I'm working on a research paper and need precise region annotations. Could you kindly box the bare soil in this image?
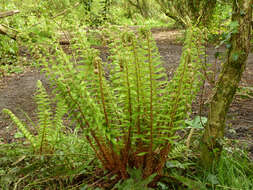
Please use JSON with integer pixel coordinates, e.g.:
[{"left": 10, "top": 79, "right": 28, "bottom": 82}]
[{"left": 0, "top": 29, "right": 252, "bottom": 157}]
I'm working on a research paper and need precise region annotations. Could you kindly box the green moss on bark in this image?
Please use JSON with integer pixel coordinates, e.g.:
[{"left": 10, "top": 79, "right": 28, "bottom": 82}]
[{"left": 200, "top": 0, "right": 252, "bottom": 169}]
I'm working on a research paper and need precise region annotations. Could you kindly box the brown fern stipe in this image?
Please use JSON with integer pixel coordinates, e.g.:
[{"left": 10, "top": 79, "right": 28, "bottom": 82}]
[{"left": 42, "top": 26, "right": 204, "bottom": 185}]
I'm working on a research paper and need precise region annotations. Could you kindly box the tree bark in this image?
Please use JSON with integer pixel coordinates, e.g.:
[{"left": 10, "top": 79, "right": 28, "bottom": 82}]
[
  {"left": 127, "top": 0, "right": 150, "bottom": 18},
  {"left": 198, "top": 0, "right": 217, "bottom": 25},
  {"left": 200, "top": 0, "right": 252, "bottom": 168},
  {"left": 156, "top": 0, "right": 217, "bottom": 27}
]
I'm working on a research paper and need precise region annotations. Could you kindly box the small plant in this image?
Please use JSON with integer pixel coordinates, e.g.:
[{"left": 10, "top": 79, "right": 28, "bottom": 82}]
[
  {"left": 0, "top": 35, "right": 18, "bottom": 65},
  {"left": 113, "top": 168, "right": 156, "bottom": 190},
  {"left": 186, "top": 116, "right": 207, "bottom": 130},
  {"left": 2, "top": 80, "right": 66, "bottom": 154}
]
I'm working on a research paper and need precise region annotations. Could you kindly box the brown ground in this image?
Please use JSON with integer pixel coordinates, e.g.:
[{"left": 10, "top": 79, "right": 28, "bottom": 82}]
[{"left": 0, "top": 29, "right": 252, "bottom": 157}]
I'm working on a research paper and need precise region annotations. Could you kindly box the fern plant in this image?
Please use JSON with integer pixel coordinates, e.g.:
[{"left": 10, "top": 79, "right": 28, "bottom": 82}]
[
  {"left": 41, "top": 25, "right": 204, "bottom": 181},
  {"left": 2, "top": 80, "right": 66, "bottom": 154}
]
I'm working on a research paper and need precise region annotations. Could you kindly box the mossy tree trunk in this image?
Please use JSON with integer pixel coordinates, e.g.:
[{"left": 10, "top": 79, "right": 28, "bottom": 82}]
[
  {"left": 200, "top": 0, "right": 252, "bottom": 168},
  {"left": 156, "top": 0, "right": 217, "bottom": 27},
  {"left": 127, "top": 0, "right": 151, "bottom": 18}
]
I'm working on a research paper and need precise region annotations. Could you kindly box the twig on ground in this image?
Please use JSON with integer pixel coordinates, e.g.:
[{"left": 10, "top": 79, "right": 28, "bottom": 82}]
[
  {"left": 0, "top": 24, "right": 17, "bottom": 39},
  {"left": 186, "top": 128, "right": 195, "bottom": 148},
  {"left": 87, "top": 172, "right": 113, "bottom": 188},
  {"left": 0, "top": 10, "right": 20, "bottom": 18}
]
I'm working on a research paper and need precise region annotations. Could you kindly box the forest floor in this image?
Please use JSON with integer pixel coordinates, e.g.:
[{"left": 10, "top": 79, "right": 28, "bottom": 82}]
[{"left": 0, "top": 28, "right": 252, "bottom": 158}]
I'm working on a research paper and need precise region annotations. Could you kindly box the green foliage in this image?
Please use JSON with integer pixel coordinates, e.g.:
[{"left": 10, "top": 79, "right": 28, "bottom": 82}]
[
  {"left": 2, "top": 109, "right": 36, "bottom": 147},
  {"left": 1, "top": 80, "right": 95, "bottom": 189},
  {"left": 2, "top": 80, "right": 66, "bottom": 153},
  {"left": 0, "top": 35, "right": 18, "bottom": 64},
  {"left": 125, "top": 0, "right": 158, "bottom": 18},
  {"left": 236, "top": 86, "right": 253, "bottom": 99},
  {"left": 38, "top": 24, "right": 204, "bottom": 181},
  {"left": 0, "top": 35, "right": 24, "bottom": 77},
  {"left": 114, "top": 168, "right": 156, "bottom": 190},
  {"left": 186, "top": 116, "right": 207, "bottom": 129},
  {"left": 156, "top": 0, "right": 219, "bottom": 28},
  {"left": 157, "top": 143, "right": 253, "bottom": 190},
  {"left": 2, "top": 1, "right": 251, "bottom": 189},
  {"left": 0, "top": 141, "right": 95, "bottom": 189},
  {"left": 206, "top": 1, "right": 232, "bottom": 44},
  {"left": 0, "top": 143, "right": 30, "bottom": 189},
  {"left": 211, "top": 149, "right": 253, "bottom": 190},
  {"left": 0, "top": 1, "right": 252, "bottom": 190},
  {"left": 195, "top": 149, "right": 253, "bottom": 190}
]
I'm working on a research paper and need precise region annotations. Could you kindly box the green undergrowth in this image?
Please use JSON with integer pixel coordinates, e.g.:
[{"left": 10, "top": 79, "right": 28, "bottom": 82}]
[
  {"left": 1, "top": 139, "right": 252, "bottom": 189},
  {"left": 1, "top": 21, "right": 252, "bottom": 189},
  {"left": 1, "top": 23, "right": 204, "bottom": 188},
  {"left": 161, "top": 147, "right": 253, "bottom": 190},
  {"left": 0, "top": 0, "right": 174, "bottom": 80},
  {"left": 1, "top": 81, "right": 96, "bottom": 189},
  {"left": 0, "top": 143, "right": 97, "bottom": 189},
  {"left": 1, "top": 1, "right": 252, "bottom": 189}
]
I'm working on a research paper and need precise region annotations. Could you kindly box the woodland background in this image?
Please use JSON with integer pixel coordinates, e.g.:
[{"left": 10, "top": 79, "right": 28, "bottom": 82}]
[{"left": 0, "top": 0, "right": 253, "bottom": 189}]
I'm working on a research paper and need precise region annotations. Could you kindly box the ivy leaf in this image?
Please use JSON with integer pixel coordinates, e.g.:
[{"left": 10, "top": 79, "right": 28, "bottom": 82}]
[
  {"left": 226, "top": 43, "right": 231, "bottom": 49},
  {"left": 232, "top": 52, "right": 239, "bottom": 61},
  {"left": 14, "top": 131, "right": 25, "bottom": 138},
  {"left": 214, "top": 52, "right": 221, "bottom": 59},
  {"left": 230, "top": 21, "right": 239, "bottom": 29},
  {"left": 186, "top": 116, "right": 207, "bottom": 129},
  {"left": 207, "top": 174, "right": 219, "bottom": 185},
  {"left": 240, "top": 10, "right": 246, "bottom": 16},
  {"left": 166, "top": 160, "right": 187, "bottom": 169},
  {"left": 157, "top": 182, "right": 168, "bottom": 190},
  {"left": 229, "top": 21, "right": 239, "bottom": 33}
]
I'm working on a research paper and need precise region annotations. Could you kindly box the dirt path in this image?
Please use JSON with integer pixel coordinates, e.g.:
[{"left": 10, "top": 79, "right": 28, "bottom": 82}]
[
  {"left": 154, "top": 30, "right": 253, "bottom": 156},
  {"left": 0, "top": 29, "right": 252, "bottom": 156},
  {"left": 0, "top": 71, "right": 49, "bottom": 143}
]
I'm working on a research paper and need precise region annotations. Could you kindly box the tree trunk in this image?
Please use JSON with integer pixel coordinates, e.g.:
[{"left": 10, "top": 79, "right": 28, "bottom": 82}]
[
  {"left": 156, "top": 0, "right": 217, "bottom": 27},
  {"left": 199, "top": 0, "right": 217, "bottom": 25},
  {"left": 200, "top": 0, "right": 252, "bottom": 168}
]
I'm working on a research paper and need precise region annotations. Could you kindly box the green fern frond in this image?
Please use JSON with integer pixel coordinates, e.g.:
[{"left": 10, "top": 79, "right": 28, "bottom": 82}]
[
  {"left": 2, "top": 109, "right": 36, "bottom": 148},
  {"left": 2, "top": 80, "right": 67, "bottom": 154},
  {"left": 35, "top": 80, "right": 54, "bottom": 153},
  {"left": 168, "top": 143, "right": 188, "bottom": 159},
  {"left": 159, "top": 26, "right": 204, "bottom": 139},
  {"left": 52, "top": 98, "right": 67, "bottom": 145}
]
